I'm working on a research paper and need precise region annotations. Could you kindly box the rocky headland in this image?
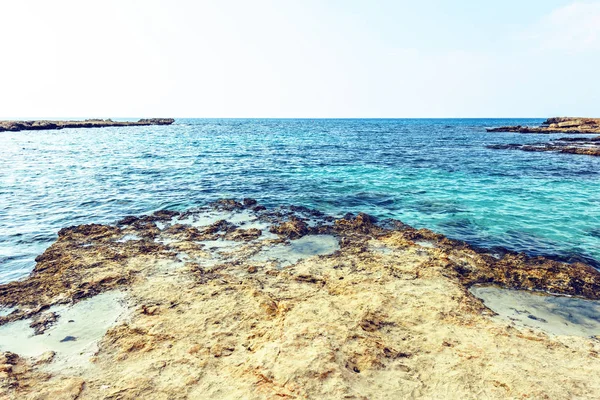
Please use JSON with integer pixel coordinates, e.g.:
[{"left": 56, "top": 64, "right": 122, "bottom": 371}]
[
  {"left": 1, "top": 199, "right": 600, "bottom": 399},
  {"left": 0, "top": 118, "right": 175, "bottom": 132},
  {"left": 487, "top": 117, "right": 600, "bottom": 134}
]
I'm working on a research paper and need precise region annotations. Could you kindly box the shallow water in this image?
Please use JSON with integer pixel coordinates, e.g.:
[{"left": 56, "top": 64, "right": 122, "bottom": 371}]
[
  {"left": 251, "top": 235, "right": 340, "bottom": 267},
  {"left": 0, "top": 291, "right": 128, "bottom": 372},
  {"left": 1, "top": 119, "right": 599, "bottom": 283},
  {"left": 0, "top": 306, "right": 15, "bottom": 317},
  {"left": 470, "top": 286, "right": 600, "bottom": 337}
]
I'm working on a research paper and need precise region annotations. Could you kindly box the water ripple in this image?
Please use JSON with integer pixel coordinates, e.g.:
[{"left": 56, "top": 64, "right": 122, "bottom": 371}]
[{"left": 1, "top": 118, "right": 599, "bottom": 283}]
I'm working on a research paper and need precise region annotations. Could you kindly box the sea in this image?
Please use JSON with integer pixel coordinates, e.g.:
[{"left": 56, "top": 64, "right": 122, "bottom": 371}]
[{"left": 1, "top": 118, "right": 599, "bottom": 283}]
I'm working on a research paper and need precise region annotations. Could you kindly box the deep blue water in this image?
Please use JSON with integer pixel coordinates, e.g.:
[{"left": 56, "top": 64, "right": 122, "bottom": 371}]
[{"left": 1, "top": 118, "right": 599, "bottom": 283}]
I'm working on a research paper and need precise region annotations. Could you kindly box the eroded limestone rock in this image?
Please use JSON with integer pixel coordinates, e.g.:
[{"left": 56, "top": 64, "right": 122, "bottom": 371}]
[{"left": 1, "top": 200, "right": 600, "bottom": 399}]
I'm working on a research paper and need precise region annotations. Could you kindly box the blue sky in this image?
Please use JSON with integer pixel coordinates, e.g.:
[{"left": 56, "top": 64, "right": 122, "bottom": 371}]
[{"left": 0, "top": 0, "right": 598, "bottom": 117}]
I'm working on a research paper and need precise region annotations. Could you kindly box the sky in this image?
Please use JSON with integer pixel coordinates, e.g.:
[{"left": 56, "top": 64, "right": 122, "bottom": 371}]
[{"left": 0, "top": 0, "right": 599, "bottom": 118}]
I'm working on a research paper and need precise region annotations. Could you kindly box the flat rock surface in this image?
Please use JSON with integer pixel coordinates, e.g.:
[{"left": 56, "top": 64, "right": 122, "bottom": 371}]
[{"left": 1, "top": 200, "right": 600, "bottom": 399}]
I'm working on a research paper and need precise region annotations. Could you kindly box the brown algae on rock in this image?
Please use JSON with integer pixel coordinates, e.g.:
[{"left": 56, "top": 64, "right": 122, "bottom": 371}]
[{"left": 1, "top": 199, "right": 600, "bottom": 399}]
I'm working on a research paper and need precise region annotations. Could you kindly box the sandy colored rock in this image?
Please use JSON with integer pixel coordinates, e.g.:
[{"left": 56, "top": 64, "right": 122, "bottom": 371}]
[
  {"left": 269, "top": 218, "right": 309, "bottom": 238},
  {"left": 1, "top": 202, "right": 600, "bottom": 399}
]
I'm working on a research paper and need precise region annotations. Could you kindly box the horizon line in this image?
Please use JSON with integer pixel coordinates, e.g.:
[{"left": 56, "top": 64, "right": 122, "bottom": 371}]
[{"left": 0, "top": 116, "right": 562, "bottom": 120}]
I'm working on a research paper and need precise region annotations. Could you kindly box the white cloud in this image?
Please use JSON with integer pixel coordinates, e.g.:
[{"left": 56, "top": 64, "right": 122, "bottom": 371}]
[{"left": 528, "top": 1, "right": 600, "bottom": 52}]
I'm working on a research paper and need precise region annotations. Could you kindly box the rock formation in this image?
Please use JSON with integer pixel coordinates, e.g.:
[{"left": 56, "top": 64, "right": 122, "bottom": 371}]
[
  {"left": 0, "top": 118, "right": 174, "bottom": 132},
  {"left": 486, "top": 117, "right": 600, "bottom": 134},
  {"left": 1, "top": 200, "right": 600, "bottom": 399}
]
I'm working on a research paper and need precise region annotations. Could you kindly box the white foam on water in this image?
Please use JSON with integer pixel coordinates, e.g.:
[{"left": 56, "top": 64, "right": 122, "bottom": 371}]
[
  {"left": 250, "top": 235, "right": 340, "bottom": 268},
  {"left": 305, "top": 217, "right": 333, "bottom": 228},
  {"left": 0, "top": 291, "right": 129, "bottom": 373},
  {"left": 470, "top": 285, "right": 600, "bottom": 337}
]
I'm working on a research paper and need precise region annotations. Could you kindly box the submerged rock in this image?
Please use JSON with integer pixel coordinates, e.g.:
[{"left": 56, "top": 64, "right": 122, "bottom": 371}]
[
  {"left": 1, "top": 200, "right": 600, "bottom": 399},
  {"left": 488, "top": 139, "right": 600, "bottom": 157}
]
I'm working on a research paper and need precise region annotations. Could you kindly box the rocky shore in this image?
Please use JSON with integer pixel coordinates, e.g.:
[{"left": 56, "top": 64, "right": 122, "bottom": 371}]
[
  {"left": 486, "top": 117, "right": 600, "bottom": 134},
  {"left": 487, "top": 117, "right": 600, "bottom": 134},
  {"left": 0, "top": 118, "right": 174, "bottom": 132},
  {"left": 488, "top": 136, "right": 600, "bottom": 157},
  {"left": 1, "top": 199, "right": 600, "bottom": 399}
]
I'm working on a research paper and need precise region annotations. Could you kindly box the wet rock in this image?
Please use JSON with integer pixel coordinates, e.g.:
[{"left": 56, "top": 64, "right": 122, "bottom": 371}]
[
  {"left": 454, "top": 251, "right": 600, "bottom": 300},
  {"left": 334, "top": 213, "right": 379, "bottom": 234},
  {"left": 242, "top": 198, "right": 258, "bottom": 207},
  {"left": 163, "top": 224, "right": 205, "bottom": 240},
  {"left": 379, "top": 218, "right": 411, "bottom": 231},
  {"left": 204, "top": 220, "right": 238, "bottom": 234},
  {"left": 211, "top": 199, "right": 243, "bottom": 211},
  {"left": 269, "top": 218, "right": 309, "bottom": 239},
  {"left": 117, "top": 215, "right": 140, "bottom": 226},
  {"left": 56, "top": 224, "right": 121, "bottom": 242},
  {"left": 152, "top": 210, "right": 180, "bottom": 220}
]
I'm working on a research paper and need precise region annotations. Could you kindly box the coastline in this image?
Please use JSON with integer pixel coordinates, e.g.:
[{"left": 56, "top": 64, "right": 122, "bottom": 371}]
[
  {"left": 487, "top": 117, "right": 600, "bottom": 134},
  {"left": 488, "top": 136, "right": 600, "bottom": 157},
  {"left": 1, "top": 199, "right": 600, "bottom": 399},
  {"left": 487, "top": 117, "right": 600, "bottom": 156},
  {"left": 0, "top": 118, "right": 175, "bottom": 132}
]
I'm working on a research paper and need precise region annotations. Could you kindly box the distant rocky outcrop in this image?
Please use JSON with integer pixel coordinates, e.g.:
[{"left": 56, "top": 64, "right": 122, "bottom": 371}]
[
  {"left": 0, "top": 118, "right": 174, "bottom": 132},
  {"left": 487, "top": 117, "right": 600, "bottom": 134}
]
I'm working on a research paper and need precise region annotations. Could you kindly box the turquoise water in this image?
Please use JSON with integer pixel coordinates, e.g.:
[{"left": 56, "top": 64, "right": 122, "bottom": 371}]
[{"left": 1, "top": 119, "right": 599, "bottom": 282}]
